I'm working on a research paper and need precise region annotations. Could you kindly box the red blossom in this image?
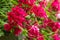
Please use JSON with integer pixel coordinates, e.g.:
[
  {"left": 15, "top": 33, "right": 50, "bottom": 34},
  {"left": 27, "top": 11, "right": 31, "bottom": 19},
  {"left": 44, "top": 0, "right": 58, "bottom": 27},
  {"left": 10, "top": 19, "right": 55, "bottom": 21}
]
[
  {"left": 14, "top": 28, "right": 22, "bottom": 36},
  {"left": 31, "top": 5, "right": 47, "bottom": 18},
  {"left": 4, "top": 24, "right": 12, "bottom": 31},
  {"left": 18, "top": 0, "right": 36, "bottom": 6},
  {"left": 28, "top": 25, "right": 39, "bottom": 38},
  {"left": 8, "top": 6, "right": 27, "bottom": 27},
  {"left": 53, "top": 34, "right": 60, "bottom": 40},
  {"left": 37, "top": 33, "right": 44, "bottom": 40},
  {"left": 37, "top": 36, "right": 44, "bottom": 40},
  {"left": 51, "top": 0, "right": 60, "bottom": 11}
]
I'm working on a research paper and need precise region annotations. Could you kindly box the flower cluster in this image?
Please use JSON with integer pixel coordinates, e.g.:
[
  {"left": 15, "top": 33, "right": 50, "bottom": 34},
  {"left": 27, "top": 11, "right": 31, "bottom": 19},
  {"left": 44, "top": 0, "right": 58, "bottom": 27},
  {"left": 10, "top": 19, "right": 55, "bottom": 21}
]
[
  {"left": 51, "top": 0, "right": 60, "bottom": 11},
  {"left": 4, "top": 0, "right": 60, "bottom": 40},
  {"left": 18, "top": 0, "right": 36, "bottom": 6},
  {"left": 31, "top": 5, "right": 47, "bottom": 18},
  {"left": 4, "top": 6, "right": 27, "bottom": 36}
]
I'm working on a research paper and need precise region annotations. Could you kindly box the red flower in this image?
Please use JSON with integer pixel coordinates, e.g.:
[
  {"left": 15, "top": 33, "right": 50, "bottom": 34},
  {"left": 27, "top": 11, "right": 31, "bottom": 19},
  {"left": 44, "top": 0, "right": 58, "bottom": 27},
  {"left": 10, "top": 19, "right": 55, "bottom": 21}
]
[
  {"left": 4, "top": 24, "right": 12, "bottom": 31},
  {"left": 43, "top": 19, "right": 59, "bottom": 32},
  {"left": 18, "top": 0, "right": 27, "bottom": 4},
  {"left": 37, "top": 36, "right": 44, "bottom": 40},
  {"left": 28, "top": 25, "right": 39, "bottom": 38},
  {"left": 8, "top": 6, "right": 27, "bottom": 27},
  {"left": 53, "top": 34, "right": 60, "bottom": 40},
  {"left": 37, "top": 34, "right": 44, "bottom": 40},
  {"left": 48, "top": 22, "right": 60, "bottom": 32},
  {"left": 32, "top": 5, "right": 47, "bottom": 18},
  {"left": 14, "top": 28, "right": 22, "bottom": 36},
  {"left": 51, "top": 0, "right": 60, "bottom": 11},
  {"left": 55, "top": 22, "right": 60, "bottom": 29},
  {"left": 18, "top": 0, "right": 36, "bottom": 6},
  {"left": 43, "top": 18, "right": 53, "bottom": 27},
  {"left": 12, "top": 6, "right": 27, "bottom": 17}
]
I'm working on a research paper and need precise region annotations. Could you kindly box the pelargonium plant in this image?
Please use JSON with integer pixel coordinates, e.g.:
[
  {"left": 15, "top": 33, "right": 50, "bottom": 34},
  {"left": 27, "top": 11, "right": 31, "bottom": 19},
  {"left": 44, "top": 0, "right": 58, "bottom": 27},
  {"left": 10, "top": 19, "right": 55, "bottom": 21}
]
[{"left": 1, "top": 0, "right": 60, "bottom": 40}]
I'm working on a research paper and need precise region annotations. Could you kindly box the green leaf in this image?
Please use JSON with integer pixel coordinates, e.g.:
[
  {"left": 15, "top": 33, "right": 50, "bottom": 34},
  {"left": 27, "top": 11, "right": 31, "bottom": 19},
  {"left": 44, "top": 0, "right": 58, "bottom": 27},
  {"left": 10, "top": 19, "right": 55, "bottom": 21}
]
[
  {"left": 22, "top": 29, "right": 28, "bottom": 37},
  {"left": 0, "top": 30, "right": 4, "bottom": 37}
]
